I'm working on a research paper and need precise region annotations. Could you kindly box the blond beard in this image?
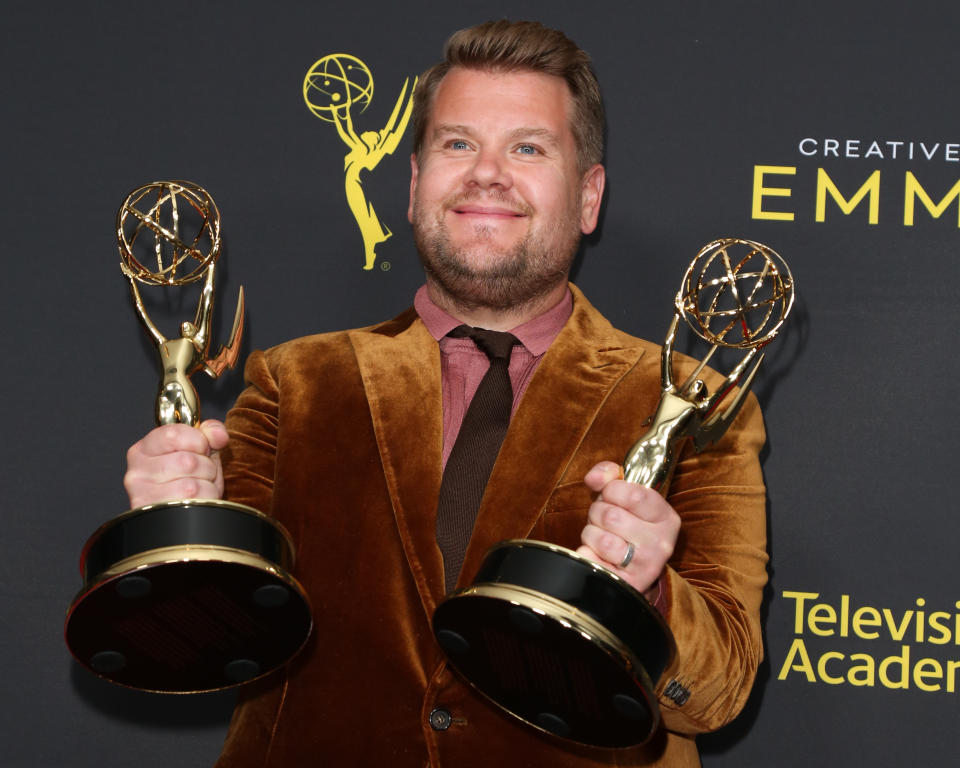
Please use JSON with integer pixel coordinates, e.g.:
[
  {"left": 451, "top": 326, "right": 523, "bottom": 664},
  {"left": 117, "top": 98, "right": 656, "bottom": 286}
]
[{"left": 412, "top": 198, "right": 581, "bottom": 313}]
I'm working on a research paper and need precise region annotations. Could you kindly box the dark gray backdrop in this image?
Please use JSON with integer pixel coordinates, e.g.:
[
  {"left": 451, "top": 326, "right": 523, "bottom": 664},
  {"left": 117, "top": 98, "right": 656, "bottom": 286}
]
[{"left": 4, "top": 1, "right": 958, "bottom": 765}]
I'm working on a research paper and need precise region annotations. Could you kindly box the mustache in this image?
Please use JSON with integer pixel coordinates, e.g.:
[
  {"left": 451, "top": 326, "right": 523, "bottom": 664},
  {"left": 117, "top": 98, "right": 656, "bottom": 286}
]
[{"left": 441, "top": 190, "right": 533, "bottom": 217}]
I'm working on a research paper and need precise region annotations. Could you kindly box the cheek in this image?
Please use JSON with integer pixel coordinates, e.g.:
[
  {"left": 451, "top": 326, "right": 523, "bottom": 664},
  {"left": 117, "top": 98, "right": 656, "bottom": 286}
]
[
  {"left": 526, "top": 168, "right": 577, "bottom": 209},
  {"left": 411, "top": 173, "right": 448, "bottom": 212}
]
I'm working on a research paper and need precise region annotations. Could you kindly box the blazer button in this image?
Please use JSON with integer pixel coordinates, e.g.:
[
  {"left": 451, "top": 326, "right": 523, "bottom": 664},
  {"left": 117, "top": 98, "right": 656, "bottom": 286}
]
[{"left": 428, "top": 707, "right": 453, "bottom": 731}]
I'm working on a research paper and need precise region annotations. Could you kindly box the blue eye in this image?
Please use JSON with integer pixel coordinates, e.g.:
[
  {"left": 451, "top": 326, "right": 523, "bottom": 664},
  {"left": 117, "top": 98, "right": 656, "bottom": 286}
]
[
  {"left": 450, "top": 140, "right": 469, "bottom": 150},
  {"left": 516, "top": 145, "right": 538, "bottom": 155}
]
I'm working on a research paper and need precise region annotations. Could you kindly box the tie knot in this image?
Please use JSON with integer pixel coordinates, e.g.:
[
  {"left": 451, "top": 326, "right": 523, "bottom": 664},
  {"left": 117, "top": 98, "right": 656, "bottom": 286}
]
[{"left": 450, "top": 326, "right": 518, "bottom": 361}]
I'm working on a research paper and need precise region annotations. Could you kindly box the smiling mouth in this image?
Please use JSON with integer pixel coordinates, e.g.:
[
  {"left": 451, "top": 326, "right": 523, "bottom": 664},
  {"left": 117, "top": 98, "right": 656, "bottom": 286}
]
[{"left": 450, "top": 204, "right": 529, "bottom": 219}]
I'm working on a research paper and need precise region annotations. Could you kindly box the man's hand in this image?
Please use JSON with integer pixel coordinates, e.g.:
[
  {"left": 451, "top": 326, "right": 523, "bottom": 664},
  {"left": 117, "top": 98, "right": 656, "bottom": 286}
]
[
  {"left": 123, "top": 420, "right": 229, "bottom": 509},
  {"left": 576, "top": 461, "right": 680, "bottom": 602}
]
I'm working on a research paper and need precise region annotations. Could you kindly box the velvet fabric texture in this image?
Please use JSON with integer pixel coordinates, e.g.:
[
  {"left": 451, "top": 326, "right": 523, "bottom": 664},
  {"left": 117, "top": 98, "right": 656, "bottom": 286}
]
[{"left": 215, "top": 285, "right": 767, "bottom": 767}]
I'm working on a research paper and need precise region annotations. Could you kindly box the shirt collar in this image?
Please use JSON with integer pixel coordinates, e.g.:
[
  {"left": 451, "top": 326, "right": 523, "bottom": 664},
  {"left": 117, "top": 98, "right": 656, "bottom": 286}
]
[{"left": 414, "top": 284, "right": 573, "bottom": 356}]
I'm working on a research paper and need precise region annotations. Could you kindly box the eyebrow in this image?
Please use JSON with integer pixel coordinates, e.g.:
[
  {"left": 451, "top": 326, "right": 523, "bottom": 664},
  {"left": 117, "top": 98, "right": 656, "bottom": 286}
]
[
  {"left": 431, "top": 123, "right": 562, "bottom": 147},
  {"left": 432, "top": 123, "right": 473, "bottom": 138}
]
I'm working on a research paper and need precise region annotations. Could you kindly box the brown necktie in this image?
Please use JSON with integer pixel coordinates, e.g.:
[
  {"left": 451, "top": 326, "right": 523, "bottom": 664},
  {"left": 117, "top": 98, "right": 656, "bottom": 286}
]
[{"left": 436, "top": 326, "right": 518, "bottom": 594}]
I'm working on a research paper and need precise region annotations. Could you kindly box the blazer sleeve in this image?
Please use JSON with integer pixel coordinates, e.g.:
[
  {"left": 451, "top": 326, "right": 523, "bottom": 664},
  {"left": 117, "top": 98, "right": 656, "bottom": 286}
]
[
  {"left": 220, "top": 349, "right": 280, "bottom": 514},
  {"left": 214, "top": 349, "right": 287, "bottom": 768},
  {"left": 654, "top": 389, "right": 768, "bottom": 735}
]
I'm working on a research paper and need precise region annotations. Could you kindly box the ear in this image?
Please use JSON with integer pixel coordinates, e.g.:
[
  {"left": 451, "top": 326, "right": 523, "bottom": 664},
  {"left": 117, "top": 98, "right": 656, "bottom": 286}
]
[
  {"left": 407, "top": 154, "right": 419, "bottom": 223},
  {"left": 579, "top": 163, "right": 606, "bottom": 235}
]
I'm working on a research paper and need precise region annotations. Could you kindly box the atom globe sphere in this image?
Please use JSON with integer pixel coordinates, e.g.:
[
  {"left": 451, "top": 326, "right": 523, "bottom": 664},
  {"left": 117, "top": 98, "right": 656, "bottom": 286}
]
[
  {"left": 677, "top": 238, "right": 795, "bottom": 350},
  {"left": 303, "top": 54, "right": 374, "bottom": 123},
  {"left": 117, "top": 181, "right": 221, "bottom": 287}
]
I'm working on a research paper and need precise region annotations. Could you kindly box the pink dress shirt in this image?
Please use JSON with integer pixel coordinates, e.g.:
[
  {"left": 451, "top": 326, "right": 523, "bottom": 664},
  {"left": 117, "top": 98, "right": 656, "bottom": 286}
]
[{"left": 413, "top": 284, "right": 572, "bottom": 468}]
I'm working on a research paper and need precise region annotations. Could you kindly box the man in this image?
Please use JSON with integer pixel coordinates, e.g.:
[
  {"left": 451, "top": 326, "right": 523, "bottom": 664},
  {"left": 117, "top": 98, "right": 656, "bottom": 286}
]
[{"left": 124, "top": 20, "right": 767, "bottom": 767}]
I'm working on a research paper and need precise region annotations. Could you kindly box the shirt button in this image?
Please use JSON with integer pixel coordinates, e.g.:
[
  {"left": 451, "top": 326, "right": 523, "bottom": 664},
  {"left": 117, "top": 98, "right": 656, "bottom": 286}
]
[{"left": 428, "top": 707, "right": 453, "bottom": 731}]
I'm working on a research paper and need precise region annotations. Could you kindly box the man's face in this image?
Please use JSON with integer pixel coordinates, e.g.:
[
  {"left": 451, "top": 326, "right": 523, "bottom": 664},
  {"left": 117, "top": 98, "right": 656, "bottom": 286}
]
[{"left": 408, "top": 67, "right": 605, "bottom": 311}]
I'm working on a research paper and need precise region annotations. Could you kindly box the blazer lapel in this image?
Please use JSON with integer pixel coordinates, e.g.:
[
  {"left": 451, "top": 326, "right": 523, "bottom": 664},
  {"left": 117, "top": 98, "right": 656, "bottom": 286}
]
[
  {"left": 350, "top": 312, "right": 447, "bottom": 619},
  {"left": 458, "top": 286, "right": 647, "bottom": 588}
]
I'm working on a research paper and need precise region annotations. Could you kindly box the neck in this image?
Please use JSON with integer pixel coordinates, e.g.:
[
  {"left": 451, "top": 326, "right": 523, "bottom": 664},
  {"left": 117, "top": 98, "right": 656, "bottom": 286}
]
[{"left": 424, "top": 279, "right": 569, "bottom": 330}]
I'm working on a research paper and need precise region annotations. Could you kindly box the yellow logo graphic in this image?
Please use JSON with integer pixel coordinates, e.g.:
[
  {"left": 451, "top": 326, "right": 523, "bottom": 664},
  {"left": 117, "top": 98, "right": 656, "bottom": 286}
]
[{"left": 303, "top": 54, "right": 417, "bottom": 270}]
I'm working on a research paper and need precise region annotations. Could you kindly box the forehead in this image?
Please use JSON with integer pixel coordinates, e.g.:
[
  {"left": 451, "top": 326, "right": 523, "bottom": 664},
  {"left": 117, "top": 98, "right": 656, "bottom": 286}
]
[{"left": 427, "top": 67, "right": 575, "bottom": 140}]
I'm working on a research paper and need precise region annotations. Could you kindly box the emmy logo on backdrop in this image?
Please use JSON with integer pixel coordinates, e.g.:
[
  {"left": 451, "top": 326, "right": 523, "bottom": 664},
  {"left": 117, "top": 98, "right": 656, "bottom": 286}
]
[
  {"left": 432, "top": 239, "right": 795, "bottom": 747},
  {"left": 64, "top": 181, "right": 312, "bottom": 693},
  {"left": 303, "top": 54, "right": 416, "bottom": 271}
]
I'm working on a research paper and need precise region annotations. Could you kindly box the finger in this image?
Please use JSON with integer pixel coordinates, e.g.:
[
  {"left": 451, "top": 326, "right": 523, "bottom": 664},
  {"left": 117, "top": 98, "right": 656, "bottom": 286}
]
[
  {"left": 598, "top": 480, "right": 674, "bottom": 524},
  {"left": 150, "top": 450, "right": 222, "bottom": 485},
  {"left": 124, "top": 450, "right": 223, "bottom": 505},
  {"left": 578, "top": 524, "right": 664, "bottom": 593},
  {"left": 586, "top": 496, "right": 630, "bottom": 532},
  {"left": 124, "top": 450, "right": 220, "bottom": 493},
  {"left": 574, "top": 542, "right": 604, "bottom": 565},
  {"left": 133, "top": 424, "right": 214, "bottom": 459},
  {"left": 579, "top": 523, "right": 635, "bottom": 569},
  {"left": 586, "top": 494, "right": 673, "bottom": 545},
  {"left": 584, "top": 461, "right": 623, "bottom": 492},
  {"left": 126, "top": 476, "right": 223, "bottom": 508}
]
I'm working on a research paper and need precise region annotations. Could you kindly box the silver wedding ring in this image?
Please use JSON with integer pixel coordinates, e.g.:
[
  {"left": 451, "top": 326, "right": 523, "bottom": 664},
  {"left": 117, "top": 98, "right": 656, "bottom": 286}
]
[{"left": 618, "top": 541, "right": 635, "bottom": 569}]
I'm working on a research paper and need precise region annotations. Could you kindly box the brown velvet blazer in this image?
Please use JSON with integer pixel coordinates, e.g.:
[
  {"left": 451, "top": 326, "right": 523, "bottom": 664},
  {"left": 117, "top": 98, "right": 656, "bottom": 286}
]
[{"left": 215, "top": 285, "right": 767, "bottom": 767}]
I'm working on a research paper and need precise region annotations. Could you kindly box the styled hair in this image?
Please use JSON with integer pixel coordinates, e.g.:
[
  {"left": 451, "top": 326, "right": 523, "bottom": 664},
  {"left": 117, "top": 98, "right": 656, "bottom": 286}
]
[{"left": 412, "top": 20, "right": 605, "bottom": 173}]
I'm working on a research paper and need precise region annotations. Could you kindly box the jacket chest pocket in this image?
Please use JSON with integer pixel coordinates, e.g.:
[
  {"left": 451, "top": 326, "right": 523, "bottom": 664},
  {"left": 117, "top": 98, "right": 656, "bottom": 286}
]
[{"left": 528, "top": 481, "right": 595, "bottom": 551}]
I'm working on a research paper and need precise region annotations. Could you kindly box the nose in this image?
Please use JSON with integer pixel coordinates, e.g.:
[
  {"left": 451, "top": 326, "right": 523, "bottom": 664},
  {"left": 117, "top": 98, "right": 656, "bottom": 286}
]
[{"left": 466, "top": 146, "right": 512, "bottom": 190}]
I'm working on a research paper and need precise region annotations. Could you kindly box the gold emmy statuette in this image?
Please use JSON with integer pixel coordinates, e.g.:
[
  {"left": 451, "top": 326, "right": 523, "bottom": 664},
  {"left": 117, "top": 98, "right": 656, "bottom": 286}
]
[
  {"left": 302, "top": 54, "right": 416, "bottom": 271},
  {"left": 433, "top": 239, "right": 795, "bottom": 747},
  {"left": 64, "top": 181, "right": 312, "bottom": 693}
]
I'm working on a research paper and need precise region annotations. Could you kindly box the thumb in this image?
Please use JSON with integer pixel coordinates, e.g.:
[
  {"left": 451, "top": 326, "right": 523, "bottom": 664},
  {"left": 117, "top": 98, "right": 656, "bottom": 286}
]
[
  {"left": 584, "top": 461, "right": 623, "bottom": 492},
  {"left": 198, "top": 419, "right": 230, "bottom": 452}
]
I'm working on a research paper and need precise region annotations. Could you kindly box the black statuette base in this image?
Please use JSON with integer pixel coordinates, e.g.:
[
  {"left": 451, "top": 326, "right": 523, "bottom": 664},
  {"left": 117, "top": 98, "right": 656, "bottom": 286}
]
[
  {"left": 433, "top": 540, "right": 675, "bottom": 748},
  {"left": 65, "top": 500, "right": 312, "bottom": 693}
]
